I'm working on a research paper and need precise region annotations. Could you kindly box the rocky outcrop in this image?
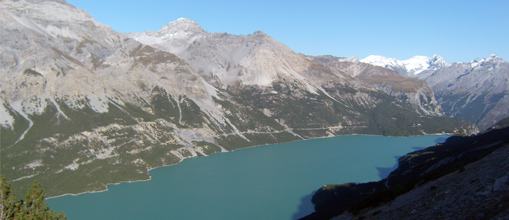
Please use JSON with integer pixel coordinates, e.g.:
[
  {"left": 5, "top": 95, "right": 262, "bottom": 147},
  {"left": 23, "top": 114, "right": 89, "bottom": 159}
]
[
  {"left": 333, "top": 142, "right": 509, "bottom": 220},
  {"left": 302, "top": 118, "right": 509, "bottom": 220}
]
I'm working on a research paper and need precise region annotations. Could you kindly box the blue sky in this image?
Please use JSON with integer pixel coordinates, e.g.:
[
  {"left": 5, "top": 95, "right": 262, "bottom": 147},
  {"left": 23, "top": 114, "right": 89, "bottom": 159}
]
[{"left": 66, "top": 0, "right": 508, "bottom": 63}]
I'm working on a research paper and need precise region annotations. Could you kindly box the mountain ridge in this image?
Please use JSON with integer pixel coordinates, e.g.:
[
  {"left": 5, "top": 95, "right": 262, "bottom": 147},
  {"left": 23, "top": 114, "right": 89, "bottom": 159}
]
[{"left": 360, "top": 54, "right": 508, "bottom": 130}]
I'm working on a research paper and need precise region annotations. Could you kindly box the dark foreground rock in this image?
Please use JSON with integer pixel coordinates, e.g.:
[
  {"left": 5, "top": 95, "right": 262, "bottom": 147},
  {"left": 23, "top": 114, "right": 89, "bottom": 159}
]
[{"left": 302, "top": 118, "right": 509, "bottom": 220}]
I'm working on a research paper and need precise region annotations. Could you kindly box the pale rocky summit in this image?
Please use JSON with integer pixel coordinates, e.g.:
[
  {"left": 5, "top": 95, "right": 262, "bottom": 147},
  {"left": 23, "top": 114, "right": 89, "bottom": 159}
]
[
  {"left": 0, "top": 0, "right": 243, "bottom": 195},
  {"left": 129, "top": 18, "right": 209, "bottom": 55},
  {"left": 131, "top": 21, "right": 318, "bottom": 91},
  {"left": 131, "top": 22, "right": 444, "bottom": 116}
]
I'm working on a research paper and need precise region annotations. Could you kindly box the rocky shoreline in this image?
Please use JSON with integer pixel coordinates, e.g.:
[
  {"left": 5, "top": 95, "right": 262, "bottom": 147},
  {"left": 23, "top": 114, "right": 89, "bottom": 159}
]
[{"left": 302, "top": 118, "right": 509, "bottom": 220}]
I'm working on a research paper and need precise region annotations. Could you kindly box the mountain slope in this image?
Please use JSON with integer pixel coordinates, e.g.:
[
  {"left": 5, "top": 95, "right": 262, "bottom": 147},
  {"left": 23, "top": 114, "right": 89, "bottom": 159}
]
[
  {"left": 361, "top": 54, "right": 509, "bottom": 130},
  {"left": 131, "top": 21, "right": 457, "bottom": 119},
  {"left": 303, "top": 118, "right": 509, "bottom": 220},
  {"left": 0, "top": 0, "right": 474, "bottom": 198},
  {"left": 0, "top": 0, "right": 295, "bottom": 196},
  {"left": 309, "top": 55, "right": 443, "bottom": 116}
]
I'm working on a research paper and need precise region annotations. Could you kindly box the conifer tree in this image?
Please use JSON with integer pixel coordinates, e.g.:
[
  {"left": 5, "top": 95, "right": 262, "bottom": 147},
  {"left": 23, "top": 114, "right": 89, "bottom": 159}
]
[
  {"left": 1, "top": 175, "right": 22, "bottom": 220},
  {"left": 0, "top": 176, "right": 66, "bottom": 220}
]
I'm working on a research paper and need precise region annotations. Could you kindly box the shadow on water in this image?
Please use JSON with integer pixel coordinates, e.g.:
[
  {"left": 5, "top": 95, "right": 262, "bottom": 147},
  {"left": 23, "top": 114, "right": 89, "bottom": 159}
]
[
  {"left": 412, "top": 145, "right": 430, "bottom": 151},
  {"left": 411, "top": 136, "right": 447, "bottom": 151},
  {"left": 434, "top": 136, "right": 448, "bottom": 144},
  {"left": 292, "top": 138, "right": 449, "bottom": 219},
  {"left": 376, "top": 146, "right": 415, "bottom": 179},
  {"left": 292, "top": 190, "right": 316, "bottom": 220},
  {"left": 376, "top": 155, "right": 401, "bottom": 179},
  {"left": 378, "top": 140, "right": 444, "bottom": 179}
]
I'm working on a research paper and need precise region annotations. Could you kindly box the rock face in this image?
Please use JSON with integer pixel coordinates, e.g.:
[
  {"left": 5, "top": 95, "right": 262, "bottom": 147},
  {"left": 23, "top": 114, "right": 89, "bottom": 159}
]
[
  {"left": 1, "top": 0, "right": 473, "bottom": 197},
  {"left": 309, "top": 55, "right": 443, "bottom": 116},
  {"left": 303, "top": 118, "right": 509, "bottom": 220},
  {"left": 361, "top": 54, "right": 509, "bottom": 130}
]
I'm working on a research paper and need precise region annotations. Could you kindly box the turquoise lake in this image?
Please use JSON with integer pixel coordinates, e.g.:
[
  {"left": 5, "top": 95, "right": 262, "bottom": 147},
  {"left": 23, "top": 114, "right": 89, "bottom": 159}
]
[{"left": 47, "top": 135, "right": 448, "bottom": 220}]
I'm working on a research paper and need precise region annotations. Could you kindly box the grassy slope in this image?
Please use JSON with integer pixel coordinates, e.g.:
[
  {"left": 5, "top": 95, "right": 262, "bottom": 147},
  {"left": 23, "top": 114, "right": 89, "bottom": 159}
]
[{"left": 1, "top": 84, "right": 475, "bottom": 198}]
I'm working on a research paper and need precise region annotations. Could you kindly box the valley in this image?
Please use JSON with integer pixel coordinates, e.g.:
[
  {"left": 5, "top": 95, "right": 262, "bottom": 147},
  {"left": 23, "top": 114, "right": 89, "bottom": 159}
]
[{"left": 0, "top": 0, "right": 505, "bottom": 203}]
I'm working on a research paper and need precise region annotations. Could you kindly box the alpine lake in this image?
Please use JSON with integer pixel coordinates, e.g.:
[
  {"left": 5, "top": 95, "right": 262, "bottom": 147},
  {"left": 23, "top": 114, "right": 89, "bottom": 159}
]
[{"left": 47, "top": 135, "right": 448, "bottom": 220}]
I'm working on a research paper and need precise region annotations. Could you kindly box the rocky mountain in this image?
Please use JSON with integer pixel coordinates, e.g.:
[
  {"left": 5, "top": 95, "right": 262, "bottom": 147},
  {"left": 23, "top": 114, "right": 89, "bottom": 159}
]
[
  {"left": 131, "top": 19, "right": 461, "bottom": 119},
  {"left": 303, "top": 118, "right": 509, "bottom": 220},
  {"left": 308, "top": 55, "right": 443, "bottom": 116},
  {"left": 361, "top": 54, "right": 509, "bottom": 130},
  {"left": 0, "top": 0, "right": 473, "bottom": 198}
]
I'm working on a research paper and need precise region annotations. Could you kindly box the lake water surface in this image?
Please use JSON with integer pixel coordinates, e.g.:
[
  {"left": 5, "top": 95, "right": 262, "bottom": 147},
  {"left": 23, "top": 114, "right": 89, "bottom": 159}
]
[{"left": 48, "top": 135, "right": 448, "bottom": 220}]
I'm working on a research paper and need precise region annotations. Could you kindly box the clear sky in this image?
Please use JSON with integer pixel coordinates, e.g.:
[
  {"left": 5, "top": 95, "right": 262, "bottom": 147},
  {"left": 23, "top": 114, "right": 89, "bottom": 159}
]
[{"left": 66, "top": 0, "right": 508, "bottom": 63}]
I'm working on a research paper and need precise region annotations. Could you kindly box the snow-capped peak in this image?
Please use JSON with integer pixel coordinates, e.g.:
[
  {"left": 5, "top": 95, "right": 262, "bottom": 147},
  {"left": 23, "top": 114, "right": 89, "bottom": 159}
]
[
  {"left": 470, "top": 54, "right": 506, "bottom": 69},
  {"left": 360, "top": 55, "right": 403, "bottom": 68},
  {"left": 361, "top": 55, "right": 450, "bottom": 76},
  {"left": 486, "top": 54, "right": 504, "bottom": 63},
  {"left": 430, "top": 54, "right": 446, "bottom": 64},
  {"left": 401, "top": 55, "right": 449, "bottom": 75},
  {"left": 401, "top": 56, "right": 431, "bottom": 75}
]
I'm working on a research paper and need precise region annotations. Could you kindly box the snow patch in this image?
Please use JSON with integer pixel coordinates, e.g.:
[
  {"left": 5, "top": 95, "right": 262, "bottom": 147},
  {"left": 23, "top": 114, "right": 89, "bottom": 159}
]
[
  {"left": 361, "top": 55, "right": 402, "bottom": 69},
  {"left": 402, "top": 56, "right": 431, "bottom": 75},
  {"left": 361, "top": 54, "right": 450, "bottom": 76}
]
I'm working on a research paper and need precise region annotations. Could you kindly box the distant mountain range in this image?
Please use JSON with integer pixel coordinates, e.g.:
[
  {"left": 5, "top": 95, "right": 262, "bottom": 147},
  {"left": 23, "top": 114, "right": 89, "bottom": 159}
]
[
  {"left": 361, "top": 54, "right": 509, "bottom": 130},
  {"left": 0, "top": 0, "right": 504, "bottom": 198}
]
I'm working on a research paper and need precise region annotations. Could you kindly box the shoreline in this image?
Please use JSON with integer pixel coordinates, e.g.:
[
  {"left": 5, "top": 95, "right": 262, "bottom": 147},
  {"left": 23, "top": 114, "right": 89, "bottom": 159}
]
[
  {"left": 47, "top": 177, "right": 153, "bottom": 200},
  {"left": 46, "top": 133, "right": 451, "bottom": 200}
]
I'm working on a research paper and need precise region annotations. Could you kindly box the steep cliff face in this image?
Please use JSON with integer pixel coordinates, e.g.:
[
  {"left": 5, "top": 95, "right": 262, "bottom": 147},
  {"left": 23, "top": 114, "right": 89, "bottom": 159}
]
[{"left": 0, "top": 0, "right": 473, "bottom": 198}]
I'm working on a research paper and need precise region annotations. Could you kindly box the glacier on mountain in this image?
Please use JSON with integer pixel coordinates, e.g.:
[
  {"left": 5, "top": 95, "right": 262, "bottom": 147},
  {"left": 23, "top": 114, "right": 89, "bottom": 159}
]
[
  {"left": 361, "top": 54, "right": 449, "bottom": 76},
  {"left": 361, "top": 54, "right": 508, "bottom": 129}
]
